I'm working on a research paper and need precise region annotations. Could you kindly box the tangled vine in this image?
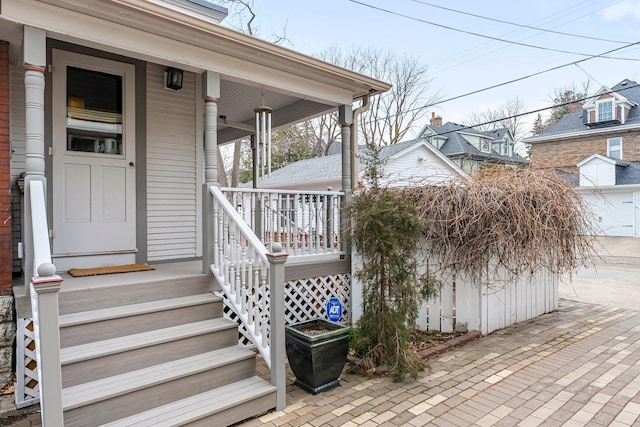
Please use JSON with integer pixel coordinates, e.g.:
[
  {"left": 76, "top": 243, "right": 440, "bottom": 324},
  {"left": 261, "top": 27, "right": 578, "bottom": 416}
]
[{"left": 411, "top": 167, "right": 597, "bottom": 285}]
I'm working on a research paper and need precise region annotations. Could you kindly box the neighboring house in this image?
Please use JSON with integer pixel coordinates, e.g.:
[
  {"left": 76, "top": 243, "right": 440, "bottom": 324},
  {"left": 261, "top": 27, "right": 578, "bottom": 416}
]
[
  {"left": 575, "top": 154, "right": 640, "bottom": 237},
  {"left": 417, "top": 113, "right": 529, "bottom": 174},
  {"left": 253, "top": 138, "right": 468, "bottom": 191},
  {"left": 0, "top": 0, "right": 391, "bottom": 424},
  {"left": 525, "top": 79, "right": 640, "bottom": 173}
]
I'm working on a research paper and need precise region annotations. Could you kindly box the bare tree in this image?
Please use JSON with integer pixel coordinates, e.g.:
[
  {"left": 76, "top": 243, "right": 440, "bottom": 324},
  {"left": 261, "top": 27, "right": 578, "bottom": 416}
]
[
  {"left": 309, "top": 46, "right": 441, "bottom": 148},
  {"left": 215, "top": 0, "right": 292, "bottom": 45},
  {"left": 467, "top": 97, "right": 526, "bottom": 140},
  {"left": 544, "top": 81, "right": 592, "bottom": 128},
  {"left": 215, "top": 0, "right": 292, "bottom": 186}
]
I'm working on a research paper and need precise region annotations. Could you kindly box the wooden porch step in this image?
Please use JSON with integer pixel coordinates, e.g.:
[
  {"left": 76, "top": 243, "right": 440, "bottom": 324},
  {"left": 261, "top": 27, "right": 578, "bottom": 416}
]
[
  {"left": 59, "top": 293, "right": 222, "bottom": 346},
  {"left": 60, "top": 318, "right": 238, "bottom": 387},
  {"left": 58, "top": 273, "right": 213, "bottom": 315},
  {"left": 100, "top": 376, "right": 276, "bottom": 427},
  {"left": 62, "top": 346, "right": 258, "bottom": 427}
]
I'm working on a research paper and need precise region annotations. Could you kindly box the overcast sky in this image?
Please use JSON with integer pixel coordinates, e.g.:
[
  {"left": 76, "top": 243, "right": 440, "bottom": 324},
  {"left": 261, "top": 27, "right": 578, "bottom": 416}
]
[{"left": 220, "top": 0, "right": 640, "bottom": 139}]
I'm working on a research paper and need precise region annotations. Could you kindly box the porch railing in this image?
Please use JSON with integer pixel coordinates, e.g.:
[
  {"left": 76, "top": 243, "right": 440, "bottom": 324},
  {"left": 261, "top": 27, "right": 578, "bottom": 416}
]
[
  {"left": 208, "top": 185, "right": 288, "bottom": 409},
  {"left": 221, "top": 187, "right": 344, "bottom": 257}
]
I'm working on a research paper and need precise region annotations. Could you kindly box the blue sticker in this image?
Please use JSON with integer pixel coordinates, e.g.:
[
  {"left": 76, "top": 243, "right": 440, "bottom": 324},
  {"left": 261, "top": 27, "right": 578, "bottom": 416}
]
[{"left": 326, "top": 297, "right": 342, "bottom": 322}]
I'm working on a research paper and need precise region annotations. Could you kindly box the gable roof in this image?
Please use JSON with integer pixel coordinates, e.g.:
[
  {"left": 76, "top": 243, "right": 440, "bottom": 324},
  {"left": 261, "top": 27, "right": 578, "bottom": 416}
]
[
  {"left": 420, "top": 123, "right": 528, "bottom": 164},
  {"left": 576, "top": 154, "right": 640, "bottom": 186},
  {"left": 525, "top": 79, "right": 640, "bottom": 142},
  {"left": 248, "top": 138, "right": 466, "bottom": 188}
]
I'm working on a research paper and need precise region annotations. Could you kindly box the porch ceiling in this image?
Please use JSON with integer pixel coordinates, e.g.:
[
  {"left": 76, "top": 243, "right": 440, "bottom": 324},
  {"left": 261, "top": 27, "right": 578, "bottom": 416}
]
[{"left": 217, "top": 81, "right": 333, "bottom": 145}]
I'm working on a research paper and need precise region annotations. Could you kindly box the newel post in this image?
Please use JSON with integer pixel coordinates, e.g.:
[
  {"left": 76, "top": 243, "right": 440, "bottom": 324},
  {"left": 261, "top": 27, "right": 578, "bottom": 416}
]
[
  {"left": 267, "top": 243, "right": 288, "bottom": 411},
  {"left": 31, "top": 263, "right": 63, "bottom": 426}
]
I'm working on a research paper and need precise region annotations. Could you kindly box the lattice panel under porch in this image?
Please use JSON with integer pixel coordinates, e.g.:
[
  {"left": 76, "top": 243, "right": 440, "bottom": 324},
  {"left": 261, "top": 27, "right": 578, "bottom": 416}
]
[
  {"left": 285, "top": 273, "right": 351, "bottom": 324},
  {"left": 221, "top": 273, "right": 352, "bottom": 348},
  {"left": 15, "top": 318, "right": 40, "bottom": 408}
]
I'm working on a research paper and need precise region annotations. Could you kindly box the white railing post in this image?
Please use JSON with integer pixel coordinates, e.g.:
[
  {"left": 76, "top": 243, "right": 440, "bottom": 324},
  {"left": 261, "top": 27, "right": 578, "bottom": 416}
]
[
  {"left": 31, "top": 264, "right": 63, "bottom": 426},
  {"left": 27, "top": 180, "right": 63, "bottom": 424},
  {"left": 267, "top": 243, "right": 288, "bottom": 411}
]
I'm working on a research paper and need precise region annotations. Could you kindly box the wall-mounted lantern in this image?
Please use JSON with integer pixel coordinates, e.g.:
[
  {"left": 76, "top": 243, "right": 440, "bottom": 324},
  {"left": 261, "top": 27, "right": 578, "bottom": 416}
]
[{"left": 165, "top": 67, "right": 184, "bottom": 90}]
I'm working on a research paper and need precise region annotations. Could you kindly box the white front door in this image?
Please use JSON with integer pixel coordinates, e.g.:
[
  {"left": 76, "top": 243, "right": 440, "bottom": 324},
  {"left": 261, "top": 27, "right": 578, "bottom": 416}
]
[{"left": 52, "top": 50, "right": 137, "bottom": 269}]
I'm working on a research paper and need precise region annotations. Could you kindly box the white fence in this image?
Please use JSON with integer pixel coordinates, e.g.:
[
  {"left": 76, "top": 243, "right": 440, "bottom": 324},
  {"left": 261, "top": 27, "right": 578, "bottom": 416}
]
[
  {"left": 352, "top": 254, "right": 559, "bottom": 336},
  {"left": 418, "top": 269, "right": 558, "bottom": 335}
]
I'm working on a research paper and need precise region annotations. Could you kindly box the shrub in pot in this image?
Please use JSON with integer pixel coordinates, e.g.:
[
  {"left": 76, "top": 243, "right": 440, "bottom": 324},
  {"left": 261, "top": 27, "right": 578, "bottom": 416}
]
[{"left": 285, "top": 319, "right": 349, "bottom": 394}]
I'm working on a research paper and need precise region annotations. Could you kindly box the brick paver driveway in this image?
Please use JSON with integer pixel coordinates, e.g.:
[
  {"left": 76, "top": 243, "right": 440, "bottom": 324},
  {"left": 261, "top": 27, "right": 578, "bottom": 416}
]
[{"left": 244, "top": 299, "right": 640, "bottom": 427}]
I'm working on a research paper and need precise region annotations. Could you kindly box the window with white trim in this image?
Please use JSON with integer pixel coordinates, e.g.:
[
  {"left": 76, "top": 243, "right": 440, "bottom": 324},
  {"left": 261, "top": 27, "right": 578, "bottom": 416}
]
[
  {"left": 597, "top": 100, "right": 614, "bottom": 122},
  {"left": 607, "top": 137, "right": 622, "bottom": 159}
]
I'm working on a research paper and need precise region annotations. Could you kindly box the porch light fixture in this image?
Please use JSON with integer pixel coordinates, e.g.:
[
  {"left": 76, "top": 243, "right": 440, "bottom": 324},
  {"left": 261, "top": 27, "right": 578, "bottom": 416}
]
[
  {"left": 165, "top": 67, "right": 184, "bottom": 90},
  {"left": 255, "top": 96, "right": 273, "bottom": 177}
]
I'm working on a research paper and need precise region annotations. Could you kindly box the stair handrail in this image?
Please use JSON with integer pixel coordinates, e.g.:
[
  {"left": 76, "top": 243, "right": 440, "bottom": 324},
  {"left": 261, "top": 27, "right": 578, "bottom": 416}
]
[
  {"left": 27, "top": 179, "right": 64, "bottom": 425},
  {"left": 208, "top": 185, "right": 274, "bottom": 365}
]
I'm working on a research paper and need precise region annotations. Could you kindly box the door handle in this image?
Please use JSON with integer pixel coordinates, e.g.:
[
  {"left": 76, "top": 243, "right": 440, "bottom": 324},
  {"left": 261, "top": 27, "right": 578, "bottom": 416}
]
[{"left": 129, "top": 162, "right": 135, "bottom": 167}]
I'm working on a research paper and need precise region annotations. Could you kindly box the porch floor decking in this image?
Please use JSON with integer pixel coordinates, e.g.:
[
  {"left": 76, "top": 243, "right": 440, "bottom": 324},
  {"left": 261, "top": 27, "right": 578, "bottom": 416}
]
[{"left": 14, "top": 260, "right": 204, "bottom": 294}]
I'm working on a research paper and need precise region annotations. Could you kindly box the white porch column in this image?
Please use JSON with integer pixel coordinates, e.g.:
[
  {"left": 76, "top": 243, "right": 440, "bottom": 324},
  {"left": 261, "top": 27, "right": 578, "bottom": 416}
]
[
  {"left": 338, "top": 105, "right": 361, "bottom": 323},
  {"left": 204, "top": 98, "right": 218, "bottom": 186},
  {"left": 23, "top": 26, "right": 47, "bottom": 290},
  {"left": 202, "top": 71, "right": 220, "bottom": 274},
  {"left": 203, "top": 70, "right": 220, "bottom": 186},
  {"left": 339, "top": 105, "right": 353, "bottom": 194},
  {"left": 24, "top": 66, "right": 46, "bottom": 179}
]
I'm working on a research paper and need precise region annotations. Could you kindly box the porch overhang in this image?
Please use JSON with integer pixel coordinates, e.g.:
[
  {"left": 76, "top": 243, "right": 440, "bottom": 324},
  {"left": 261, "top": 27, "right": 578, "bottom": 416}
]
[{"left": 0, "top": 0, "right": 391, "bottom": 144}]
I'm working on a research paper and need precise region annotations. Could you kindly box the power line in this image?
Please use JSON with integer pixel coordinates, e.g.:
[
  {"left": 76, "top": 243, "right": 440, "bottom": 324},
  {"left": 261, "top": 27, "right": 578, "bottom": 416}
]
[
  {"left": 426, "top": 82, "right": 640, "bottom": 139},
  {"left": 409, "top": 0, "right": 630, "bottom": 44},
  {"left": 348, "top": 0, "right": 640, "bottom": 61},
  {"left": 424, "top": 0, "right": 631, "bottom": 75},
  {"left": 384, "top": 39, "right": 640, "bottom": 120}
]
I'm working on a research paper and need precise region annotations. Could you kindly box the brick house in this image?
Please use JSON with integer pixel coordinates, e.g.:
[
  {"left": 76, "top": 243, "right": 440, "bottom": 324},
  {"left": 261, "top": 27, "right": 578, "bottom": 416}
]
[
  {"left": 0, "top": 41, "right": 14, "bottom": 387},
  {"left": 526, "top": 79, "right": 640, "bottom": 173},
  {"left": 525, "top": 79, "right": 640, "bottom": 238}
]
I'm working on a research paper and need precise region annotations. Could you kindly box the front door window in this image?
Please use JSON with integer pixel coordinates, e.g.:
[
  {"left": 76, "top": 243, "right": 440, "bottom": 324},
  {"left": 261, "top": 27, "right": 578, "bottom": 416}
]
[{"left": 66, "top": 67, "right": 123, "bottom": 155}]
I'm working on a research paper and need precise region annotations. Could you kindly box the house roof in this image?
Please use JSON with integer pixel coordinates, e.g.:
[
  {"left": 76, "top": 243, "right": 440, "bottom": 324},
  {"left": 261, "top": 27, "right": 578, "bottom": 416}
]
[
  {"left": 525, "top": 79, "right": 640, "bottom": 142},
  {"left": 575, "top": 154, "right": 640, "bottom": 186},
  {"left": 553, "top": 169, "right": 580, "bottom": 187},
  {"left": 0, "top": 0, "right": 391, "bottom": 145},
  {"left": 249, "top": 138, "right": 465, "bottom": 188},
  {"left": 421, "top": 122, "right": 529, "bottom": 164},
  {"left": 616, "top": 161, "right": 640, "bottom": 185}
]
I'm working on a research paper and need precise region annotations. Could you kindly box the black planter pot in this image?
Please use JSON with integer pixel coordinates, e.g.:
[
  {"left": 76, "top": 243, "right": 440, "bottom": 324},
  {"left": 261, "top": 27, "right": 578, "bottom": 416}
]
[{"left": 285, "top": 319, "right": 350, "bottom": 394}]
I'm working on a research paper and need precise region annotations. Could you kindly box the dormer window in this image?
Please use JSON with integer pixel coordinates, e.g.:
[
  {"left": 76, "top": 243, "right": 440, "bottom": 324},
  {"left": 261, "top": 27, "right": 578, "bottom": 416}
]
[
  {"left": 597, "top": 100, "right": 614, "bottom": 122},
  {"left": 481, "top": 139, "right": 490, "bottom": 152}
]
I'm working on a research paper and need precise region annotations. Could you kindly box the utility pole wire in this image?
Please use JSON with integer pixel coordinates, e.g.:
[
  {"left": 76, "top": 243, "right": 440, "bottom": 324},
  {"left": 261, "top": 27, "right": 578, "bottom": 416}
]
[
  {"left": 409, "top": 0, "right": 631, "bottom": 44},
  {"left": 426, "top": 83, "right": 640, "bottom": 139},
  {"left": 348, "top": 0, "right": 640, "bottom": 61},
  {"left": 361, "top": 39, "right": 640, "bottom": 125}
]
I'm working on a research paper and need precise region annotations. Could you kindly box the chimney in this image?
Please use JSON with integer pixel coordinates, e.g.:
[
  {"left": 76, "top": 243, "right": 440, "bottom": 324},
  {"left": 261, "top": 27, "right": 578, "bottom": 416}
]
[
  {"left": 430, "top": 112, "right": 442, "bottom": 127},
  {"left": 570, "top": 102, "right": 583, "bottom": 113}
]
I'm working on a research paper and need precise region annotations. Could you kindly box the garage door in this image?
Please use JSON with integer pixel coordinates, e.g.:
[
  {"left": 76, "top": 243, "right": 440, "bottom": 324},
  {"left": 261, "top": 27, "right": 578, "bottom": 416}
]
[{"left": 583, "top": 191, "right": 635, "bottom": 237}]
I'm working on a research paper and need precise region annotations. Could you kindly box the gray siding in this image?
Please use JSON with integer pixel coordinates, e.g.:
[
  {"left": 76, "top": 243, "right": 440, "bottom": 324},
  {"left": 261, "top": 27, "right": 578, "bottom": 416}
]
[{"left": 146, "top": 64, "right": 201, "bottom": 261}]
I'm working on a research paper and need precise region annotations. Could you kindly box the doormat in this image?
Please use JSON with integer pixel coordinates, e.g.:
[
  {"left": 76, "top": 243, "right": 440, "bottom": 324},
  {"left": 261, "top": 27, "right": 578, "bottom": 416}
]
[{"left": 67, "top": 264, "right": 155, "bottom": 277}]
